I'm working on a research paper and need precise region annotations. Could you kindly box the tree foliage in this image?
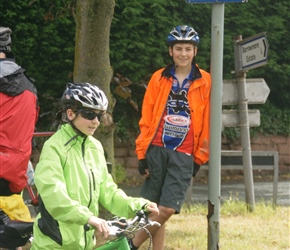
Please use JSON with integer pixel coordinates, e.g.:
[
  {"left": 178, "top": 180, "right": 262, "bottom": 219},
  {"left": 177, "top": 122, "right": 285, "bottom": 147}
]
[
  {"left": 1, "top": 0, "right": 75, "bottom": 128},
  {"left": 1, "top": 0, "right": 289, "bottom": 138},
  {"left": 222, "top": 0, "right": 290, "bottom": 109},
  {"left": 110, "top": 0, "right": 212, "bottom": 82}
]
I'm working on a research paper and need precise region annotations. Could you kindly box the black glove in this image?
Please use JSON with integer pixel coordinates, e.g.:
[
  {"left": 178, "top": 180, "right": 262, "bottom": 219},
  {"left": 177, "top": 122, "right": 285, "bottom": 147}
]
[
  {"left": 138, "top": 159, "right": 148, "bottom": 175},
  {"left": 192, "top": 162, "right": 200, "bottom": 177}
]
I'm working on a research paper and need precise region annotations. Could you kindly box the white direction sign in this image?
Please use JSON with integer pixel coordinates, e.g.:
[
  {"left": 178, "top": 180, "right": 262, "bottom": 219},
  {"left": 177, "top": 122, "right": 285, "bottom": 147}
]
[
  {"left": 237, "top": 33, "right": 269, "bottom": 71},
  {"left": 222, "top": 78, "right": 270, "bottom": 105},
  {"left": 222, "top": 109, "right": 260, "bottom": 127}
]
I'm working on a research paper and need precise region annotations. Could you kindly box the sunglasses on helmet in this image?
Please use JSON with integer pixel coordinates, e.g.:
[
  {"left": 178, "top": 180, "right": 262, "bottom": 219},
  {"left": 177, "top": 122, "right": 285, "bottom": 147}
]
[{"left": 77, "top": 109, "right": 105, "bottom": 121}]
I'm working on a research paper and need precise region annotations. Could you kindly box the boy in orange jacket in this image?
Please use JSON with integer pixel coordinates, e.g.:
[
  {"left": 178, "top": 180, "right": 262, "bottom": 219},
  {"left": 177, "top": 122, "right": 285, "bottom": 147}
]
[{"left": 131, "top": 25, "right": 211, "bottom": 250}]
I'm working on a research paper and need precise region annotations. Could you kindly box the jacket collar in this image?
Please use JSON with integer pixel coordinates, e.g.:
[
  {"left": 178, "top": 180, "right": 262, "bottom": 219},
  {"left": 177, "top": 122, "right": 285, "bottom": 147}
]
[
  {"left": 63, "top": 123, "right": 87, "bottom": 146},
  {"left": 0, "top": 58, "right": 16, "bottom": 62},
  {"left": 161, "top": 62, "right": 202, "bottom": 81},
  {"left": 0, "top": 59, "right": 20, "bottom": 78}
]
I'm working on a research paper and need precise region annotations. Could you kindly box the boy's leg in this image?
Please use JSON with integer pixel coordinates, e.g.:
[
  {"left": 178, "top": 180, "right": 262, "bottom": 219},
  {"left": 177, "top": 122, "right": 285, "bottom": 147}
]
[
  {"left": 152, "top": 223, "right": 166, "bottom": 250},
  {"left": 135, "top": 147, "right": 193, "bottom": 248},
  {"left": 132, "top": 205, "right": 175, "bottom": 249}
]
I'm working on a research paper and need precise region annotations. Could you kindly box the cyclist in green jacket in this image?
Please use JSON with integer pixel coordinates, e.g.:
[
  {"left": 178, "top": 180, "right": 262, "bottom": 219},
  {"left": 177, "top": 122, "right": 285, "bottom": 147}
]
[{"left": 31, "top": 82, "right": 159, "bottom": 250}]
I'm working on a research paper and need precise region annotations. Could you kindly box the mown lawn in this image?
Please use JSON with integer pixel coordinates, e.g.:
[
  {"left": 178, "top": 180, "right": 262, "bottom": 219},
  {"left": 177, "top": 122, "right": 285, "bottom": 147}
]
[{"left": 140, "top": 201, "right": 290, "bottom": 250}]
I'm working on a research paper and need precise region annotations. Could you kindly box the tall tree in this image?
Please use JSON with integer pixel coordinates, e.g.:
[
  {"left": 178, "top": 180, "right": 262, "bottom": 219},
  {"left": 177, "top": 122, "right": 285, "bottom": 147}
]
[
  {"left": 74, "top": 0, "right": 116, "bottom": 168},
  {"left": 1, "top": 0, "right": 289, "bottom": 138}
]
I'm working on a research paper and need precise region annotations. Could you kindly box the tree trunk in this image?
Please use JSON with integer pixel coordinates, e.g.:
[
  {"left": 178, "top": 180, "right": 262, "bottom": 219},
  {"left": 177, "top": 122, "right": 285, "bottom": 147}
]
[{"left": 74, "top": 0, "right": 116, "bottom": 175}]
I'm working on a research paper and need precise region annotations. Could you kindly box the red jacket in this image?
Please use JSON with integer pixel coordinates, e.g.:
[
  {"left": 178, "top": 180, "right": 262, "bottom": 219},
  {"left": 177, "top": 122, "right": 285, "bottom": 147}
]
[
  {"left": 135, "top": 64, "right": 211, "bottom": 165},
  {"left": 0, "top": 63, "right": 39, "bottom": 193}
]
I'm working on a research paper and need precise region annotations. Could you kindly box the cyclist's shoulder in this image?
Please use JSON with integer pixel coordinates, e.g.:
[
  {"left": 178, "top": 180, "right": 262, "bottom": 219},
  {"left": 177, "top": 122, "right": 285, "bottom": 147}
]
[{"left": 0, "top": 62, "right": 37, "bottom": 96}]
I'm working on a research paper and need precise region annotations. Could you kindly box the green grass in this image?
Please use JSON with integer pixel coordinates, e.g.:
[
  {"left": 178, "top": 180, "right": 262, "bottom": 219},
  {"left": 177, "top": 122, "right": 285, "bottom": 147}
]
[{"left": 140, "top": 200, "right": 290, "bottom": 250}]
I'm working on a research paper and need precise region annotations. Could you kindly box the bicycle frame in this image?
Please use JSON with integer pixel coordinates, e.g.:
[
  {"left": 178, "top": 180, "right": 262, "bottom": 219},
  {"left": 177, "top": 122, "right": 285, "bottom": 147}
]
[{"left": 95, "top": 237, "right": 130, "bottom": 250}]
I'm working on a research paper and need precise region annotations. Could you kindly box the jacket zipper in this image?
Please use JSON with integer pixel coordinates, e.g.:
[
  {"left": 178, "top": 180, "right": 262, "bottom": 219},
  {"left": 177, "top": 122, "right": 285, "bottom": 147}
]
[
  {"left": 90, "top": 169, "right": 96, "bottom": 190},
  {"left": 81, "top": 138, "right": 92, "bottom": 250}
]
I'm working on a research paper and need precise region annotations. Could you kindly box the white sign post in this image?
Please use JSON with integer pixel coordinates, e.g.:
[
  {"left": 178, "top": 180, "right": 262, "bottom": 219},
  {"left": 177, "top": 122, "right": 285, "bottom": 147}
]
[
  {"left": 222, "top": 78, "right": 270, "bottom": 105},
  {"left": 233, "top": 34, "right": 269, "bottom": 212},
  {"left": 222, "top": 78, "right": 270, "bottom": 127},
  {"left": 222, "top": 109, "right": 260, "bottom": 127},
  {"left": 236, "top": 33, "right": 269, "bottom": 72}
]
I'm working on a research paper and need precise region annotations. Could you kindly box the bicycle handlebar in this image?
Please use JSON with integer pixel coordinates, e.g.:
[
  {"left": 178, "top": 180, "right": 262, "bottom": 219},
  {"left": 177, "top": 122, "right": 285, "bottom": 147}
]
[
  {"left": 93, "top": 210, "right": 160, "bottom": 249},
  {"left": 106, "top": 210, "right": 160, "bottom": 237}
]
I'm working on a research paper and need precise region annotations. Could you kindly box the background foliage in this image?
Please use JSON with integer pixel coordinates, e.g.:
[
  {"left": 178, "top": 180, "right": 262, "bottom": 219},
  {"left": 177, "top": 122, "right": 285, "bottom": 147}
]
[{"left": 1, "top": 0, "right": 289, "bottom": 140}]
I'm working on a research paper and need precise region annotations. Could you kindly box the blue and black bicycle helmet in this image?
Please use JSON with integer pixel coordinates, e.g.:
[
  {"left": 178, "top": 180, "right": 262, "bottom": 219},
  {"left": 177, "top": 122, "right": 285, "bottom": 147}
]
[{"left": 167, "top": 25, "right": 199, "bottom": 46}]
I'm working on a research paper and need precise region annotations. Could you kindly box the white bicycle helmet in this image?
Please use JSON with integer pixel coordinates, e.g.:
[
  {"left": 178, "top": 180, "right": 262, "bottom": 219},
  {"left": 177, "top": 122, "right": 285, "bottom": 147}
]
[
  {"left": 0, "top": 27, "right": 12, "bottom": 52},
  {"left": 167, "top": 25, "right": 199, "bottom": 46},
  {"left": 61, "top": 82, "right": 108, "bottom": 111}
]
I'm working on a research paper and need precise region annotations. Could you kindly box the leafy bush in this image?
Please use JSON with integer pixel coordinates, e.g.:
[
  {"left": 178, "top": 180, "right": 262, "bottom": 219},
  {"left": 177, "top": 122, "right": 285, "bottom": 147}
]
[
  {"left": 1, "top": 0, "right": 289, "bottom": 139},
  {"left": 252, "top": 103, "right": 290, "bottom": 136}
]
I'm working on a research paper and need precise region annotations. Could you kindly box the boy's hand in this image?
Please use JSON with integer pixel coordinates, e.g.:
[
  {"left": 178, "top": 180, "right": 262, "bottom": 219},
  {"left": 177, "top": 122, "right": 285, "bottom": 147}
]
[
  {"left": 144, "top": 202, "right": 159, "bottom": 215},
  {"left": 138, "top": 159, "right": 149, "bottom": 177},
  {"left": 192, "top": 162, "right": 200, "bottom": 177},
  {"left": 88, "top": 215, "right": 110, "bottom": 239}
]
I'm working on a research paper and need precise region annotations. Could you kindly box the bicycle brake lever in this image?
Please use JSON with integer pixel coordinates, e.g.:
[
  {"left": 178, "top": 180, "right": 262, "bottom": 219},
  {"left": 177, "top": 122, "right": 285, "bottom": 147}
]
[
  {"left": 107, "top": 221, "right": 127, "bottom": 229},
  {"left": 150, "top": 221, "right": 161, "bottom": 227},
  {"left": 108, "top": 225, "right": 122, "bottom": 236}
]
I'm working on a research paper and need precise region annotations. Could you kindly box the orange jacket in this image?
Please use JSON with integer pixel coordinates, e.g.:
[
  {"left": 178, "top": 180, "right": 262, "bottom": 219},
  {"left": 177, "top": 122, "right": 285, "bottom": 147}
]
[{"left": 135, "top": 64, "right": 211, "bottom": 165}]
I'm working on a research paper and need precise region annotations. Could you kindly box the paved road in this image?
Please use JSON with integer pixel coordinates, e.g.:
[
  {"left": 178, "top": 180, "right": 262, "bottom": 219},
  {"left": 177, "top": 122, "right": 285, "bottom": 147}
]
[
  {"left": 26, "top": 180, "right": 289, "bottom": 217},
  {"left": 120, "top": 180, "right": 290, "bottom": 207},
  {"left": 191, "top": 180, "right": 289, "bottom": 206}
]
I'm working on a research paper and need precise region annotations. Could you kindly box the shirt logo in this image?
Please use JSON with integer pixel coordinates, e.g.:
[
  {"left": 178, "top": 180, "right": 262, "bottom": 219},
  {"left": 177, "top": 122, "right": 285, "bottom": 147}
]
[{"left": 164, "top": 115, "right": 191, "bottom": 126}]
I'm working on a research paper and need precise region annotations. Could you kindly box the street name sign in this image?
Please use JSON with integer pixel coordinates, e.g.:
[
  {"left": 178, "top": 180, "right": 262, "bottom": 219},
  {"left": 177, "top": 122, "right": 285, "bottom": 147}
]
[
  {"left": 222, "top": 78, "right": 270, "bottom": 105},
  {"left": 185, "top": 0, "right": 247, "bottom": 3},
  {"left": 237, "top": 33, "right": 269, "bottom": 71},
  {"left": 222, "top": 109, "right": 260, "bottom": 127}
]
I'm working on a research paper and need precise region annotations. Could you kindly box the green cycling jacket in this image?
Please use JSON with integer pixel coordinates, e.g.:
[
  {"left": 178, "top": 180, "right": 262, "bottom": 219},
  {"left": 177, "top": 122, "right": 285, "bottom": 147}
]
[{"left": 32, "top": 124, "right": 148, "bottom": 249}]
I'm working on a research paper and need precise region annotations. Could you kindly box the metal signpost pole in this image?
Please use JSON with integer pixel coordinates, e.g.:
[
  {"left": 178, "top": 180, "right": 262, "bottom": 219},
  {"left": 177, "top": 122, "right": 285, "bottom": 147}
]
[
  {"left": 234, "top": 33, "right": 269, "bottom": 211},
  {"left": 207, "top": 4, "right": 224, "bottom": 249},
  {"left": 234, "top": 35, "right": 255, "bottom": 211},
  {"left": 185, "top": 1, "right": 249, "bottom": 248},
  {"left": 234, "top": 35, "right": 256, "bottom": 210},
  {"left": 237, "top": 77, "right": 256, "bottom": 211}
]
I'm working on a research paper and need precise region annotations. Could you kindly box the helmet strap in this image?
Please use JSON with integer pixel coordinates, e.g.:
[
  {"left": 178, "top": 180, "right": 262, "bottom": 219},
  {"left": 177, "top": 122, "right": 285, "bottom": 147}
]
[{"left": 69, "top": 117, "right": 87, "bottom": 138}]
